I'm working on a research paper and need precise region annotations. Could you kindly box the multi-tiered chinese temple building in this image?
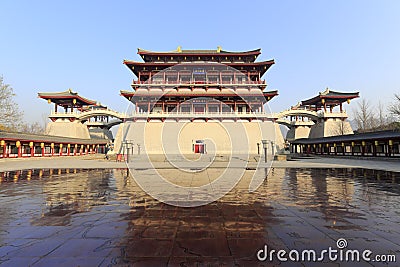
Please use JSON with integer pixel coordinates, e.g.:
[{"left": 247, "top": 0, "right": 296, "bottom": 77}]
[{"left": 115, "top": 47, "right": 284, "bottom": 154}]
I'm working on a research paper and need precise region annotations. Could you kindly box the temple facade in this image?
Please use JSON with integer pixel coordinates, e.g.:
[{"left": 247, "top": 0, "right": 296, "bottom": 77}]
[{"left": 114, "top": 47, "right": 285, "bottom": 154}]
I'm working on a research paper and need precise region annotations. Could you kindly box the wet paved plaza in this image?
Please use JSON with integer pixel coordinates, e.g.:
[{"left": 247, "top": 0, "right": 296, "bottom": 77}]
[{"left": 0, "top": 168, "right": 400, "bottom": 266}]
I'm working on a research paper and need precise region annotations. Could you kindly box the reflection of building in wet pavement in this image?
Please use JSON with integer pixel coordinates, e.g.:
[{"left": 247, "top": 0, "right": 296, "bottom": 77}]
[
  {"left": 0, "top": 169, "right": 114, "bottom": 226},
  {"left": 0, "top": 168, "right": 400, "bottom": 266},
  {"left": 38, "top": 169, "right": 113, "bottom": 225}
]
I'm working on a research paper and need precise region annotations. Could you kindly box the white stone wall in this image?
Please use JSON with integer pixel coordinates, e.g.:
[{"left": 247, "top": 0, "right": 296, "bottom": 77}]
[
  {"left": 286, "top": 126, "right": 311, "bottom": 141},
  {"left": 114, "top": 120, "right": 285, "bottom": 155},
  {"left": 89, "top": 128, "right": 114, "bottom": 140},
  {"left": 309, "top": 118, "right": 353, "bottom": 138},
  {"left": 45, "top": 120, "right": 90, "bottom": 139}
]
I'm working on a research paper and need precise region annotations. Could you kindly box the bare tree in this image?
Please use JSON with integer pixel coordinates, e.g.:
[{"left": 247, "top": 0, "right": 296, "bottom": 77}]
[
  {"left": 41, "top": 113, "right": 49, "bottom": 132},
  {"left": 389, "top": 93, "right": 400, "bottom": 118},
  {"left": 18, "top": 122, "right": 45, "bottom": 135},
  {"left": 377, "top": 101, "right": 387, "bottom": 127},
  {"left": 0, "top": 76, "right": 23, "bottom": 131},
  {"left": 332, "top": 119, "right": 346, "bottom": 136},
  {"left": 352, "top": 98, "right": 376, "bottom": 132}
]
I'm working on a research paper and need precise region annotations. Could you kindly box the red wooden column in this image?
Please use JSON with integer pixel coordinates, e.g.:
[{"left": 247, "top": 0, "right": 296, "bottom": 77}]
[
  {"left": 59, "top": 144, "right": 63, "bottom": 156},
  {"left": 388, "top": 140, "right": 393, "bottom": 157},
  {"left": 51, "top": 143, "right": 54, "bottom": 156},
  {"left": 41, "top": 143, "right": 45, "bottom": 157},
  {"left": 74, "top": 144, "right": 78, "bottom": 156},
  {"left": 1, "top": 140, "right": 6, "bottom": 158},
  {"left": 30, "top": 142, "right": 34, "bottom": 157},
  {"left": 67, "top": 144, "right": 71, "bottom": 156},
  {"left": 16, "top": 141, "right": 22, "bottom": 158},
  {"left": 361, "top": 141, "right": 365, "bottom": 156}
]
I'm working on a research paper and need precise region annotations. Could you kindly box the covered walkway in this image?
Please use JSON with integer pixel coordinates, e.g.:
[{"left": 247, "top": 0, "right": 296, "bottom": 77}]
[
  {"left": 0, "top": 131, "right": 108, "bottom": 158},
  {"left": 290, "top": 130, "right": 400, "bottom": 158}
]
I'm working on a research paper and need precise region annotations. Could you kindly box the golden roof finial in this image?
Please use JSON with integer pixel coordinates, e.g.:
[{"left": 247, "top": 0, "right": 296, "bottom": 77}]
[
  {"left": 217, "top": 46, "right": 222, "bottom": 53},
  {"left": 177, "top": 46, "right": 182, "bottom": 52}
]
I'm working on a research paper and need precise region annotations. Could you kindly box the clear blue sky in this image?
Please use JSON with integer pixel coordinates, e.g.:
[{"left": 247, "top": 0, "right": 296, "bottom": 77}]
[{"left": 1, "top": 1, "right": 399, "bottom": 124}]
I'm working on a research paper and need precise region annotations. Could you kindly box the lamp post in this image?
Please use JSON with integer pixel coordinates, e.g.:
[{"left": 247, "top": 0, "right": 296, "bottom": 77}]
[
  {"left": 122, "top": 140, "right": 134, "bottom": 163},
  {"left": 271, "top": 141, "right": 275, "bottom": 157},
  {"left": 261, "top": 140, "right": 268, "bottom": 163}
]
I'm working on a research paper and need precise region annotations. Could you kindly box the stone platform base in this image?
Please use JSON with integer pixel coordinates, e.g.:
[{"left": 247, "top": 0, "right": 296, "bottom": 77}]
[
  {"left": 45, "top": 120, "right": 90, "bottom": 139},
  {"left": 114, "top": 120, "right": 285, "bottom": 155}
]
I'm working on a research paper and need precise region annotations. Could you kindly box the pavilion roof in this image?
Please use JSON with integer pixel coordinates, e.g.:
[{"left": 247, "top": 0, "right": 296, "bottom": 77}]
[
  {"left": 300, "top": 88, "right": 359, "bottom": 107},
  {"left": 38, "top": 89, "right": 97, "bottom": 107}
]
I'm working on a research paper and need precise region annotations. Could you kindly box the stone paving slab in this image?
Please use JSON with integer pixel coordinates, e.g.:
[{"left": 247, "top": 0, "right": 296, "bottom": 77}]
[
  {"left": 1, "top": 154, "right": 400, "bottom": 172},
  {"left": 0, "top": 164, "right": 400, "bottom": 266}
]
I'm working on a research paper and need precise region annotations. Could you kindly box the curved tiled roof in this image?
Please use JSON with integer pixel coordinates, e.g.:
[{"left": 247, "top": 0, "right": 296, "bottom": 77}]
[
  {"left": 38, "top": 89, "right": 97, "bottom": 106},
  {"left": 301, "top": 88, "right": 359, "bottom": 106},
  {"left": 137, "top": 47, "right": 261, "bottom": 55}
]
